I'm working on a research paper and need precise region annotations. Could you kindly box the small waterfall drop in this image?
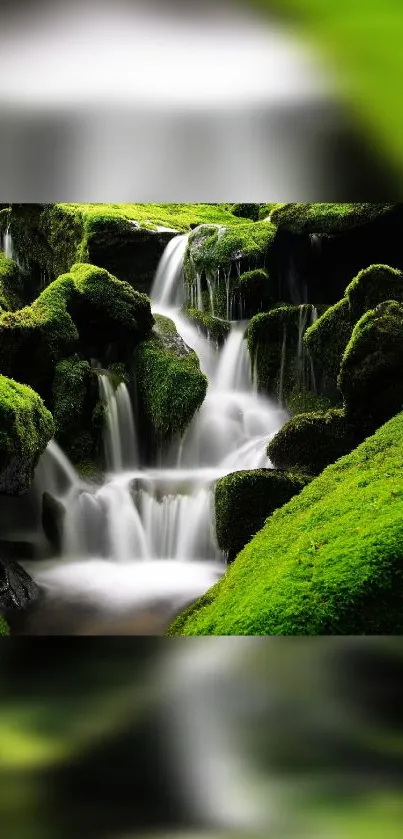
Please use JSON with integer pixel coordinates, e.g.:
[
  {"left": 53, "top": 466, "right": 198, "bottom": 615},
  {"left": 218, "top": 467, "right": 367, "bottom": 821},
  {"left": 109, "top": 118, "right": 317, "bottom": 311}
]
[
  {"left": 98, "top": 373, "right": 139, "bottom": 471},
  {"left": 15, "top": 234, "right": 287, "bottom": 635}
]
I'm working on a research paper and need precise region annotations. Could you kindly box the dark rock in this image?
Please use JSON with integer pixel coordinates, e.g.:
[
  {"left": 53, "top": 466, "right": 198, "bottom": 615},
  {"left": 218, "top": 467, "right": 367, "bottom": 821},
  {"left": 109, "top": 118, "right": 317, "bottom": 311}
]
[{"left": 0, "top": 557, "right": 39, "bottom": 611}]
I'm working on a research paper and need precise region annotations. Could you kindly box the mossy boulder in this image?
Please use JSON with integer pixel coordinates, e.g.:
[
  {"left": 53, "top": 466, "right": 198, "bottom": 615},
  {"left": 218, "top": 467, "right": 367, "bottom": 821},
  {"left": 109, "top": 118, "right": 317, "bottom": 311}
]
[
  {"left": 304, "top": 298, "right": 353, "bottom": 396},
  {"left": 345, "top": 264, "right": 403, "bottom": 322},
  {"left": 248, "top": 304, "right": 317, "bottom": 409},
  {"left": 215, "top": 469, "right": 308, "bottom": 560},
  {"left": 231, "top": 268, "right": 274, "bottom": 318},
  {"left": 182, "top": 308, "right": 230, "bottom": 345},
  {"left": 268, "top": 408, "right": 357, "bottom": 476},
  {"left": 168, "top": 410, "right": 403, "bottom": 635},
  {"left": 52, "top": 355, "right": 104, "bottom": 465},
  {"left": 339, "top": 300, "right": 403, "bottom": 431},
  {"left": 0, "top": 375, "right": 54, "bottom": 495},
  {"left": 0, "top": 252, "right": 23, "bottom": 312},
  {"left": 134, "top": 315, "right": 208, "bottom": 443},
  {"left": 270, "top": 203, "right": 396, "bottom": 235},
  {"left": 231, "top": 203, "right": 260, "bottom": 221},
  {"left": 0, "top": 263, "right": 153, "bottom": 398}
]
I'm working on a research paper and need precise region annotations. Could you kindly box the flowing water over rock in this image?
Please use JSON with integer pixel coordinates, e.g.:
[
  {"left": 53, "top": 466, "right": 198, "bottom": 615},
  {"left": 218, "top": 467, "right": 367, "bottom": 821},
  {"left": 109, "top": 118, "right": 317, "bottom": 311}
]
[{"left": 12, "top": 235, "right": 287, "bottom": 634}]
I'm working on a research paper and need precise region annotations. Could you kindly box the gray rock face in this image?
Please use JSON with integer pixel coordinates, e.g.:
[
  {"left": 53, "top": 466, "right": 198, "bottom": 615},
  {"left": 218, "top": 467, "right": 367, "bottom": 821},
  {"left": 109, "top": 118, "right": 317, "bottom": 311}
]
[{"left": 0, "top": 557, "right": 39, "bottom": 611}]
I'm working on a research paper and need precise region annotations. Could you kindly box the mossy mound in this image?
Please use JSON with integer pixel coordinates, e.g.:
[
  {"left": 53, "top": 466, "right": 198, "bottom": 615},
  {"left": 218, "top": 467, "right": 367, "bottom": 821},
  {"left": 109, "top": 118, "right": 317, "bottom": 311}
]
[
  {"left": 183, "top": 308, "right": 230, "bottom": 344},
  {"left": 0, "top": 375, "right": 54, "bottom": 495},
  {"left": 270, "top": 203, "right": 396, "bottom": 235},
  {"left": 186, "top": 220, "right": 276, "bottom": 277},
  {"left": 345, "top": 264, "right": 403, "bottom": 322},
  {"left": 52, "top": 355, "right": 104, "bottom": 465},
  {"left": 215, "top": 469, "right": 308, "bottom": 560},
  {"left": 304, "top": 298, "right": 353, "bottom": 395},
  {"left": 248, "top": 304, "right": 318, "bottom": 409},
  {"left": 168, "top": 410, "right": 403, "bottom": 635},
  {"left": 134, "top": 317, "right": 208, "bottom": 443},
  {"left": 0, "top": 252, "right": 23, "bottom": 312},
  {"left": 231, "top": 268, "right": 274, "bottom": 318},
  {"left": 339, "top": 300, "right": 403, "bottom": 431},
  {"left": 0, "top": 262, "right": 153, "bottom": 398},
  {"left": 231, "top": 203, "right": 260, "bottom": 221},
  {"left": 268, "top": 408, "right": 357, "bottom": 476}
]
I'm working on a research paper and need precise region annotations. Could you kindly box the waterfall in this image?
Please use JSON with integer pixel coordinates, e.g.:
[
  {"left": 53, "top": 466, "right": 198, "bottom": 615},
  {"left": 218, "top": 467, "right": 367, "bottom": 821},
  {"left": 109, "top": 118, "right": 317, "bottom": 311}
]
[
  {"left": 98, "top": 373, "right": 139, "bottom": 472},
  {"left": 278, "top": 326, "right": 287, "bottom": 407},
  {"left": 2, "top": 225, "right": 14, "bottom": 260},
  {"left": 15, "top": 234, "right": 287, "bottom": 636}
]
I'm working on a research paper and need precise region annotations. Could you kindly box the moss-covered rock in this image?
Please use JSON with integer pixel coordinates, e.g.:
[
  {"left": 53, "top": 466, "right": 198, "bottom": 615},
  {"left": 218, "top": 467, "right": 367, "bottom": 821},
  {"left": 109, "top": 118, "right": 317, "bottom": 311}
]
[
  {"left": 0, "top": 263, "right": 153, "bottom": 398},
  {"left": 339, "top": 300, "right": 403, "bottom": 431},
  {"left": 134, "top": 317, "right": 208, "bottom": 443},
  {"left": 345, "top": 264, "right": 403, "bottom": 322},
  {"left": 215, "top": 469, "right": 308, "bottom": 560},
  {"left": 268, "top": 408, "right": 357, "bottom": 476},
  {"left": 168, "top": 410, "right": 403, "bottom": 635},
  {"left": 231, "top": 203, "right": 260, "bottom": 221},
  {"left": 231, "top": 268, "right": 274, "bottom": 318},
  {"left": 247, "top": 304, "right": 318, "bottom": 409},
  {"left": 303, "top": 298, "right": 353, "bottom": 396},
  {"left": 182, "top": 308, "right": 230, "bottom": 345},
  {"left": 0, "top": 375, "right": 54, "bottom": 495},
  {"left": 52, "top": 355, "right": 103, "bottom": 465},
  {"left": 271, "top": 203, "right": 396, "bottom": 235},
  {"left": 0, "top": 252, "right": 24, "bottom": 312}
]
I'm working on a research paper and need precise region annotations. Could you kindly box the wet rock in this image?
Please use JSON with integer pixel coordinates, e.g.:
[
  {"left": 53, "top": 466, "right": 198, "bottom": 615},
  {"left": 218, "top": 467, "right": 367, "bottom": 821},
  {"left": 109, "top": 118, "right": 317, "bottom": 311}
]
[{"left": 0, "top": 557, "right": 39, "bottom": 611}]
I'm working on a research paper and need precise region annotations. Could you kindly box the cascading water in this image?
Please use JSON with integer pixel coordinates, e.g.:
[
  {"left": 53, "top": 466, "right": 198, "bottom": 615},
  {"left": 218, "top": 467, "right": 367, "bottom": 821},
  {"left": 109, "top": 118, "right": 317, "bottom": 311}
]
[{"left": 12, "top": 234, "right": 287, "bottom": 635}]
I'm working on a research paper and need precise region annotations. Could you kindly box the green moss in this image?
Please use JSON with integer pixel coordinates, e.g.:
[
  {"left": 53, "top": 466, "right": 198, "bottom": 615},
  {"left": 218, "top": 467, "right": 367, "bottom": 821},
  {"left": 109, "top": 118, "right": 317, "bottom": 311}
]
[
  {"left": 231, "top": 203, "right": 260, "bottom": 221},
  {"left": 248, "top": 304, "right": 317, "bottom": 408},
  {"left": 339, "top": 300, "right": 403, "bottom": 432},
  {"left": 0, "top": 613, "right": 9, "bottom": 636},
  {"left": 168, "top": 410, "right": 403, "bottom": 635},
  {"left": 345, "top": 264, "right": 403, "bottom": 322},
  {"left": 268, "top": 408, "right": 357, "bottom": 476},
  {"left": 0, "top": 262, "right": 153, "bottom": 396},
  {"left": 286, "top": 389, "right": 333, "bottom": 416},
  {"left": 134, "top": 323, "right": 208, "bottom": 442},
  {"left": 304, "top": 298, "right": 353, "bottom": 388},
  {"left": 215, "top": 469, "right": 308, "bottom": 559},
  {"left": 231, "top": 268, "right": 274, "bottom": 317},
  {"left": 270, "top": 203, "right": 396, "bottom": 235},
  {"left": 0, "top": 252, "right": 24, "bottom": 312},
  {"left": 185, "top": 220, "right": 276, "bottom": 279},
  {"left": 52, "top": 355, "right": 103, "bottom": 464},
  {"left": 0, "top": 375, "right": 54, "bottom": 495},
  {"left": 183, "top": 308, "right": 230, "bottom": 344}
]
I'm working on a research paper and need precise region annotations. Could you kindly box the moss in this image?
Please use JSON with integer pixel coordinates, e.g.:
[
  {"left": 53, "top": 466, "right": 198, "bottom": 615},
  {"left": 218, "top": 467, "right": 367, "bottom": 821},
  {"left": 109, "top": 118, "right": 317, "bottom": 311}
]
[
  {"left": 134, "top": 323, "right": 208, "bottom": 442},
  {"left": 268, "top": 408, "right": 357, "bottom": 476},
  {"left": 345, "top": 264, "right": 403, "bottom": 323},
  {"left": 0, "top": 262, "right": 153, "bottom": 397},
  {"left": 183, "top": 308, "right": 230, "bottom": 344},
  {"left": 0, "top": 252, "right": 24, "bottom": 312},
  {"left": 270, "top": 203, "right": 396, "bottom": 235},
  {"left": 304, "top": 298, "right": 353, "bottom": 390},
  {"left": 231, "top": 203, "right": 260, "bottom": 221},
  {"left": 286, "top": 389, "right": 333, "bottom": 416},
  {"left": 0, "top": 375, "right": 54, "bottom": 495},
  {"left": 248, "top": 304, "right": 317, "bottom": 409},
  {"left": 168, "top": 409, "right": 403, "bottom": 635},
  {"left": 215, "top": 469, "right": 308, "bottom": 560},
  {"left": 339, "top": 300, "right": 403, "bottom": 432},
  {"left": 185, "top": 220, "right": 276, "bottom": 284},
  {"left": 231, "top": 268, "right": 274, "bottom": 317},
  {"left": 0, "top": 613, "right": 9, "bottom": 636},
  {"left": 52, "top": 355, "right": 103, "bottom": 464}
]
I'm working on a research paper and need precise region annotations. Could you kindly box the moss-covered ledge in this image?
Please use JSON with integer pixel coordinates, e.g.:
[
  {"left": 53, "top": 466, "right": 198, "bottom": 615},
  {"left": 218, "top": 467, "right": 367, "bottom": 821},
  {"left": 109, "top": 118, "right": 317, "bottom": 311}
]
[
  {"left": 0, "top": 375, "right": 54, "bottom": 495},
  {"left": 168, "top": 409, "right": 403, "bottom": 635},
  {"left": 0, "top": 252, "right": 24, "bottom": 312},
  {"left": 270, "top": 203, "right": 396, "bottom": 235},
  {"left": 268, "top": 408, "right": 358, "bottom": 476},
  {"left": 0, "top": 262, "right": 153, "bottom": 399},
  {"left": 134, "top": 315, "right": 208, "bottom": 443},
  {"left": 215, "top": 469, "right": 308, "bottom": 561}
]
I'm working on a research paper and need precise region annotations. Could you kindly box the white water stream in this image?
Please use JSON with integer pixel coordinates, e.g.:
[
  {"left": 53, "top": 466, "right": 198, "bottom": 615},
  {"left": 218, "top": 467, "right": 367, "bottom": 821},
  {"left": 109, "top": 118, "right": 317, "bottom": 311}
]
[{"left": 15, "top": 235, "right": 287, "bottom": 634}]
